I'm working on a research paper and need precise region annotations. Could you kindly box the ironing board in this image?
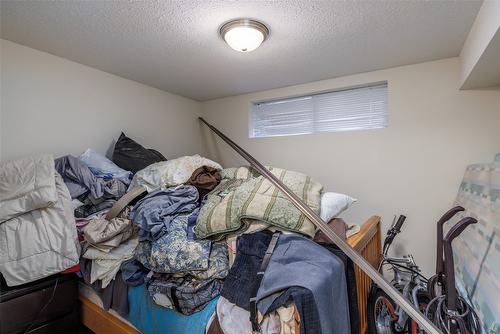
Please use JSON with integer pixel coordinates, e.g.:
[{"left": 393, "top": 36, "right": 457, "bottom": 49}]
[{"left": 448, "top": 158, "right": 500, "bottom": 333}]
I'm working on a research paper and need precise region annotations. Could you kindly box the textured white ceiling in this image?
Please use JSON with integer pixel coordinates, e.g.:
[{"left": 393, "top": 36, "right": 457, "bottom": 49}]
[{"left": 0, "top": 0, "right": 482, "bottom": 101}]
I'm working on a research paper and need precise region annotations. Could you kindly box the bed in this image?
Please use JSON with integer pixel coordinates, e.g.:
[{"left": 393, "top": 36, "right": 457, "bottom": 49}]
[{"left": 79, "top": 215, "right": 382, "bottom": 334}]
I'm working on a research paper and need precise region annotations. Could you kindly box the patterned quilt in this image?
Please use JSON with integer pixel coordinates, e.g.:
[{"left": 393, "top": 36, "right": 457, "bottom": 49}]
[
  {"left": 195, "top": 166, "right": 323, "bottom": 239},
  {"left": 448, "top": 161, "right": 499, "bottom": 334}
]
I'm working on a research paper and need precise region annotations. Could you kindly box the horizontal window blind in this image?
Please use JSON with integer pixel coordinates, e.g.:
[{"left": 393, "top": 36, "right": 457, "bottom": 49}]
[{"left": 250, "top": 83, "right": 388, "bottom": 138}]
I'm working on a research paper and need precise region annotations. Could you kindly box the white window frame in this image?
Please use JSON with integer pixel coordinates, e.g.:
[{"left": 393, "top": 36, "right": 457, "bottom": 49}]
[{"left": 249, "top": 82, "right": 388, "bottom": 138}]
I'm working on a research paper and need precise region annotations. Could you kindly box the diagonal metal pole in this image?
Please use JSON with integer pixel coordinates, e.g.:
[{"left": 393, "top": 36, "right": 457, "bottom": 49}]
[{"left": 199, "top": 117, "right": 441, "bottom": 334}]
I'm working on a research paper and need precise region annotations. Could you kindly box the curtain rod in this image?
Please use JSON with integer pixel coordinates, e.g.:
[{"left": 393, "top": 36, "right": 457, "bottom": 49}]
[{"left": 199, "top": 117, "right": 441, "bottom": 334}]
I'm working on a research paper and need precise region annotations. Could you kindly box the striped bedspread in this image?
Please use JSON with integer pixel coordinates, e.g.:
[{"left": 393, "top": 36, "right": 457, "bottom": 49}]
[{"left": 195, "top": 166, "right": 322, "bottom": 240}]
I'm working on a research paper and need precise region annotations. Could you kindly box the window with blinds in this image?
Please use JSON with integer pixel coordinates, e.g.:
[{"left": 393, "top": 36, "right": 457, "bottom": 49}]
[{"left": 250, "top": 83, "right": 388, "bottom": 138}]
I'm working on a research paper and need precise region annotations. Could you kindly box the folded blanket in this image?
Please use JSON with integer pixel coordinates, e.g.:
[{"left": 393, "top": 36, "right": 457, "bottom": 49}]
[
  {"left": 134, "top": 212, "right": 210, "bottom": 274},
  {"left": 0, "top": 154, "right": 57, "bottom": 223},
  {"left": 135, "top": 239, "right": 228, "bottom": 280},
  {"left": 195, "top": 166, "right": 323, "bottom": 239},
  {"left": 0, "top": 156, "right": 80, "bottom": 286}
]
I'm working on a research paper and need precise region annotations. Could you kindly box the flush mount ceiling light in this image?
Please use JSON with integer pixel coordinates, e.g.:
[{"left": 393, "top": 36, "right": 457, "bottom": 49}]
[{"left": 220, "top": 19, "right": 269, "bottom": 52}]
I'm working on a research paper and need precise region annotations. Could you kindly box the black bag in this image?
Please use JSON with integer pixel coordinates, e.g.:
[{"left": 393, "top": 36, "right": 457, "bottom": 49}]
[{"left": 112, "top": 132, "right": 167, "bottom": 174}]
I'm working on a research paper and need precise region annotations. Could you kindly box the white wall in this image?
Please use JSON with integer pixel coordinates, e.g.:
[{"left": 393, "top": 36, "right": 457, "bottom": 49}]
[
  {"left": 201, "top": 57, "right": 500, "bottom": 275},
  {"left": 2, "top": 38, "right": 500, "bottom": 275},
  {"left": 460, "top": 0, "right": 500, "bottom": 89},
  {"left": 0, "top": 39, "right": 203, "bottom": 161}
]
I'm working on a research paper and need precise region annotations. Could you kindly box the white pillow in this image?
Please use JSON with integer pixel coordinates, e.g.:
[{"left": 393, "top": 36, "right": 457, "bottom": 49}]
[
  {"left": 79, "top": 149, "right": 132, "bottom": 184},
  {"left": 320, "top": 192, "right": 357, "bottom": 222}
]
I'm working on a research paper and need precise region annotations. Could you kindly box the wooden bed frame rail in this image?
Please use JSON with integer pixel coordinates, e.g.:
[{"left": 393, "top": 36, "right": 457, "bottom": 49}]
[
  {"left": 347, "top": 216, "right": 382, "bottom": 334},
  {"left": 80, "top": 295, "right": 139, "bottom": 334},
  {"left": 80, "top": 216, "right": 382, "bottom": 334}
]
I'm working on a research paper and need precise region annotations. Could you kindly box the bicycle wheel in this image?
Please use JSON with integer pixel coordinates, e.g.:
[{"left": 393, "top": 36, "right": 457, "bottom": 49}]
[{"left": 367, "top": 288, "right": 401, "bottom": 334}]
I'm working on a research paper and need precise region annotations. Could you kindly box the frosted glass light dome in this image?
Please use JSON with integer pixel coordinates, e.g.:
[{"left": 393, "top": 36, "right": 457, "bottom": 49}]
[{"left": 220, "top": 19, "right": 269, "bottom": 52}]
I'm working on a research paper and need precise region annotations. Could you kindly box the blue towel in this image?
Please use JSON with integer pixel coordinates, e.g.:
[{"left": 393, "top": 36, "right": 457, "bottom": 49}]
[{"left": 125, "top": 285, "right": 218, "bottom": 334}]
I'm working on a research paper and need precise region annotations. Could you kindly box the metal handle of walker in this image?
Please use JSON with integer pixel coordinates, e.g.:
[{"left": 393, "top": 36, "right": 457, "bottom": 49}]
[
  {"left": 443, "top": 217, "right": 477, "bottom": 312},
  {"left": 436, "top": 206, "right": 465, "bottom": 278}
]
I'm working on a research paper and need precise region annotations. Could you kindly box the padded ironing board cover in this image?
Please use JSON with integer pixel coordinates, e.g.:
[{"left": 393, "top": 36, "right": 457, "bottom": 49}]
[{"left": 447, "top": 161, "right": 499, "bottom": 334}]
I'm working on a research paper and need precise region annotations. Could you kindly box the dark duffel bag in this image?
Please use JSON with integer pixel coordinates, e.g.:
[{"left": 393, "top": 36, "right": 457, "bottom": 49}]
[{"left": 112, "top": 132, "right": 167, "bottom": 174}]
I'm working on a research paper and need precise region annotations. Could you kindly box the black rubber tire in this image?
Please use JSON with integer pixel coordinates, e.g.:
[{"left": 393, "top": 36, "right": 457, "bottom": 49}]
[{"left": 367, "top": 288, "right": 400, "bottom": 334}]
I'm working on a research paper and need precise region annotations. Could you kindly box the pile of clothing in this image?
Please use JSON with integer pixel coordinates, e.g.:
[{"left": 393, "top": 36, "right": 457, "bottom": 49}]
[
  {"left": 193, "top": 166, "right": 359, "bottom": 334},
  {"left": 81, "top": 208, "right": 138, "bottom": 289},
  {"left": 51, "top": 146, "right": 140, "bottom": 315},
  {"left": 1, "top": 131, "right": 362, "bottom": 334},
  {"left": 130, "top": 157, "right": 229, "bottom": 315},
  {"left": 123, "top": 154, "right": 359, "bottom": 333},
  {"left": 209, "top": 228, "right": 359, "bottom": 334},
  {"left": 55, "top": 151, "right": 130, "bottom": 221}
]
